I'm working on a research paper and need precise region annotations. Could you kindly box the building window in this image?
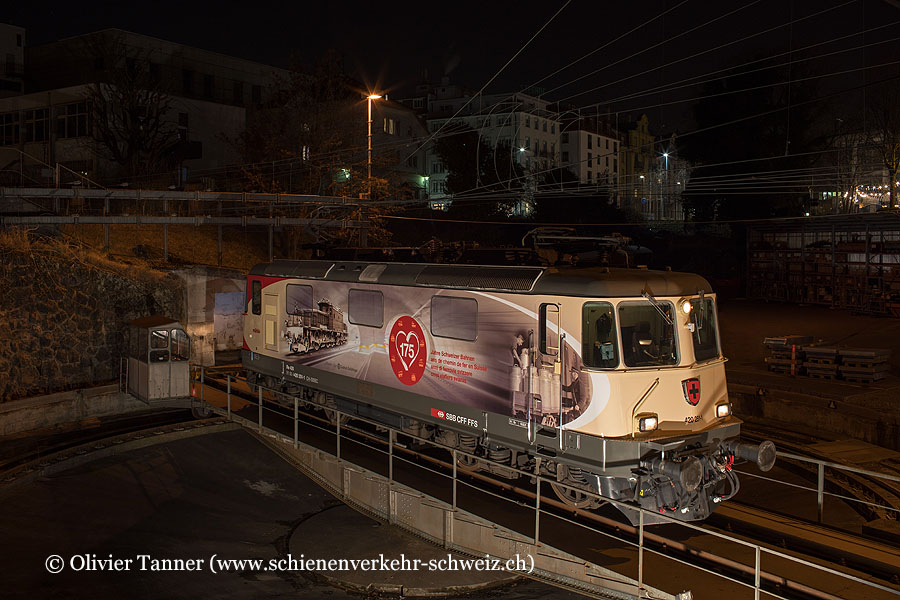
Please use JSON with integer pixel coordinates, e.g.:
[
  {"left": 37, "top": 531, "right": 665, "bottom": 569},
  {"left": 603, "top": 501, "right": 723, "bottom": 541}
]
[
  {"left": 614, "top": 159, "right": 618, "bottom": 171},
  {"left": 561, "top": 133, "right": 569, "bottom": 143},
  {"left": 203, "top": 74, "right": 214, "bottom": 99},
  {"left": 23, "top": 108, "right": 49, "bottom": 142},
  {"left": 614, "top": 141, "right": 619, "bottom": 151},
  {"left": 550, "top": 143, "right": 555, "bottom": 156},
  {"left": 551, "top": 123, "right": 555, "bottom": 134},
  {"left": 605, "top": 138, "right": 609, "bottom": 149},
  {"left": 524, "top": 136, "right": 530, "bottom": 150},
  {"left": 0, "top": 112, "right": 19, "bottom": 146},
  {"left": 543, "top": 120, "right": 547, "bottom": 132},
  {"left": 252, "top": 85, "right": 262, "bottom": 105},
  {"left": 562, "top": 151, "right": 569, "bottom": 163},
  {"left": 233, "top": 81, "right": 243, "bottom": 104},
  {"left": 431, "top": 296, "right": 477, "bottom": 341},
  {"left": 407, "top": 156, "right": 418, "bottom": 168},
  {"left": 348, "top": 289, "right": 384, "bottom": 328},
  {"left": 432, "top": 161, "right": 443, "bottom": 174},
  {"left": 587, "top": 171, "right": 592, "bottom": 181},
  {"left": 383, "top": 117, "right": 395, "bottom": 135},
  {"left": 16, "top": 33, "right": 22, "bottom": 47},
  {"left": 412, "top": 98, "right": 424, "bottom": 109},
  {"left": 587, "top": 136, "right": 592, "bottom": 149},
  {"left": 182, "top": 69, "right": 193, "bottom": 94},
  {"left": 606, "top": 156, "right": 609, "bottom": 167},
  {"left": 525, "top": 115, "right": 530, "bottom": 127},
  {"left": 56, "top": 102, "right": 90, "bottom": 139},
  {"left": 542, "top": 140, "right": 547, "bottom": 155},
  {"left": 588, "top": 152, "right": 592, "bottom": 168}
]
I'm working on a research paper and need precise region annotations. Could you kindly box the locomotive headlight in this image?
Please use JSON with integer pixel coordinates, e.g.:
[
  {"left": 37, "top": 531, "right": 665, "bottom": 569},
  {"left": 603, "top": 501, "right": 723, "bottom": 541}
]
[
  {"left": 638, "top": 414, "right": 659, "bottom": 432},
  {"left": 716, "top": 403, "right": 731, "bottom": 418},
  {"left": 681, "top": 300, "right": 692, "bottom": 315}
]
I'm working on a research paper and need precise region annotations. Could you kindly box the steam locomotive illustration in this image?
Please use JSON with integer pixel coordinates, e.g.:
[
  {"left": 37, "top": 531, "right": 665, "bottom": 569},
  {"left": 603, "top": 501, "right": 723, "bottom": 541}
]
[
  {"left": 242, "top": 260, "right": 775, "bottom": 524},
  {"left": 283, "top": 295, "right": 348, "bottom": 355}
]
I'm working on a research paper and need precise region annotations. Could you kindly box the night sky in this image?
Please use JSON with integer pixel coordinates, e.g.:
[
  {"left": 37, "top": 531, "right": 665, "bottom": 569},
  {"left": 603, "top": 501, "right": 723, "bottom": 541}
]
[{"left": 4, "top": 0, "right": 900, "bottom": 133}]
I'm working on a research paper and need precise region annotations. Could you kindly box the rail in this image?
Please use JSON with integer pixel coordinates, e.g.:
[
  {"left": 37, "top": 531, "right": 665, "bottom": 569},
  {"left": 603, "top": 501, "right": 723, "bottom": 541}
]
[{"left": 189, "top": 364, "right": 900, "bottom": 600}]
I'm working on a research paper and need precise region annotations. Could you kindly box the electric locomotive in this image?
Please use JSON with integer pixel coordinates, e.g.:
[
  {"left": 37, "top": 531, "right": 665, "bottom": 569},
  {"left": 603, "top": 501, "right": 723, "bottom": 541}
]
[{"left": 242, "top": 260, "right": 775, "bottom": 524}]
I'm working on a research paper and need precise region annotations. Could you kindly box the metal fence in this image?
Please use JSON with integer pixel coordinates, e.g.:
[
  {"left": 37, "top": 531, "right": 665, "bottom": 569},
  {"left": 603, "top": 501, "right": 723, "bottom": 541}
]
[{"left": 190, "top": 364, "right": 899, "bottom": 600}]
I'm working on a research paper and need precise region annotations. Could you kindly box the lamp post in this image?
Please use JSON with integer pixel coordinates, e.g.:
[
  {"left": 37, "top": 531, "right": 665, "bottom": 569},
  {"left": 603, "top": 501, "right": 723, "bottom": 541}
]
[{"left": 363, "top": 93, "right": 381, "bottom": 248}]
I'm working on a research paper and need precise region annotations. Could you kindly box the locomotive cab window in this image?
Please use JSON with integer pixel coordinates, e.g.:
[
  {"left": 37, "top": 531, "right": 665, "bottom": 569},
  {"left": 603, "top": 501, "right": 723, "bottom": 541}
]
[
  {"left": 348, "top": 289, "right": 384, "bottom": 328},
  {"left": 431, "top": 295, "right": 477, "bottom": 341},
  {"left": 251, "top": 280, "right": 261, "bottom": 315},
  {"left": 583, "top": 302, "right": 618, "bottom": 368},
  {"left": 618, "top": 301, "right": 677, "bottom": 367},
  {"left": 690, "top": 297, "right": 720, "bottom": 362}
]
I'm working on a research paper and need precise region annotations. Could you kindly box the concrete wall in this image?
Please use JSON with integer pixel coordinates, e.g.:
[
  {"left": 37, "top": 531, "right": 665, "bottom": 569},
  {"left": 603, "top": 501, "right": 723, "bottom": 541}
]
[
  {"left": 173, "top": 266, "right": 245, "bottom": 366},
  {"left": 731, "top": 383, "right": 900, "bottom": 451}
]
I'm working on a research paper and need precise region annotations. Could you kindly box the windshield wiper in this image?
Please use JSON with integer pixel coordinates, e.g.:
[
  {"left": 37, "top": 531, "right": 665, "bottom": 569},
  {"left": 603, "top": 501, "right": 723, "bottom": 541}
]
[{"left": 641, "top": 290, "right": 673, "bottom": 326}]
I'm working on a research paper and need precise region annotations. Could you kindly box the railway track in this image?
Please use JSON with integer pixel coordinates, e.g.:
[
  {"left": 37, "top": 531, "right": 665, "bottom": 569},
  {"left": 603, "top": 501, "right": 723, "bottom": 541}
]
[
  {"left": 198, "top": 372, "right": 900, "bottom": 599},
  {"left": 0, "top": 410, "right": 224, "bottom": 486}
]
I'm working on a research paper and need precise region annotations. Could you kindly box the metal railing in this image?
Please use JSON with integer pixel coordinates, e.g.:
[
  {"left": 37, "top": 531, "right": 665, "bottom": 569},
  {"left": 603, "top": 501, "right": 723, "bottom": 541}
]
[{"left": 188, "top": 364, "right": 900, "bottom": 600}]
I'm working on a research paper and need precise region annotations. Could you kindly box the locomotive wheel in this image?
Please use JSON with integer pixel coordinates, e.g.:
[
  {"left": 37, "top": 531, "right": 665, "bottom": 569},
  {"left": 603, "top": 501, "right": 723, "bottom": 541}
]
[{"left": 550, "top": 464, "right": 604, "bottom": 510}]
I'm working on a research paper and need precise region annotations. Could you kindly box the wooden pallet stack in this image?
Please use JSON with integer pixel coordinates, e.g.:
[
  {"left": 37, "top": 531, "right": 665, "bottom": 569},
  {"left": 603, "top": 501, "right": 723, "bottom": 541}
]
[
  {"left": 762, "top": 336, "right": 892, "bottom": 385},
  {"left": 803, "top": 347, "right": 840, "bottom": 380},
  {"left": 838, "top": 349, "right": 892, "bottom": 384},
  {"left": 763, "top": 335, "right": 813, "bottom": 375}
]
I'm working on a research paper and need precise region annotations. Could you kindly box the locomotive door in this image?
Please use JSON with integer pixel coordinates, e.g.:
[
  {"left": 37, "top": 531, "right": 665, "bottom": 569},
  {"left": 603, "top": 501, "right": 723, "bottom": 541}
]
[
  {"left": 263, "top": 293, "right": 279, "bottom": 351},
  {"left": 534, "top": 303, "right": 564, "bottom": 445}
]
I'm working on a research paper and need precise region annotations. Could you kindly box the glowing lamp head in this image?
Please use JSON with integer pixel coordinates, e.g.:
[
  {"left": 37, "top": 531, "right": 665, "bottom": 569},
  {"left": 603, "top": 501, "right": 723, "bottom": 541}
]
[{"left": 367, "top": 94, "right": 382, "bottom": 100}]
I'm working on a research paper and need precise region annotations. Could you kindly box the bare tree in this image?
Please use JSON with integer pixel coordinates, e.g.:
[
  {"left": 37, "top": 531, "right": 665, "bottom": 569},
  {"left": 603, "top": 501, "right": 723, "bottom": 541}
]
[
  {"left": 831, "top": 122, "right": 867, "bottom": 213},
  {"left": 82, "top": 34, "right": 177, "bottom": 181},
  {"left": 868, "top": 82, "right": 900, "bottom": 209}
]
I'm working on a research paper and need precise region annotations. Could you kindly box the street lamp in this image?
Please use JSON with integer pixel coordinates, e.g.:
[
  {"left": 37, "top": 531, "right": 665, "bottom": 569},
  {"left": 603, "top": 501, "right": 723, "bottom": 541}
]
[
  {"left": 367, "top": 93, "right": 382, "bottom": 197},
  {"left": 363, "top": 93, "right": 381, "bottom": 248}
]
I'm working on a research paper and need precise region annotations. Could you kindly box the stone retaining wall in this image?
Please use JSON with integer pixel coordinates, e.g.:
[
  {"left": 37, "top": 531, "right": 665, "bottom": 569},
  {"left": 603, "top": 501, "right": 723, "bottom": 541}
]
[{"left": 0, "top": 247, "right": 184, "bottom": 402}]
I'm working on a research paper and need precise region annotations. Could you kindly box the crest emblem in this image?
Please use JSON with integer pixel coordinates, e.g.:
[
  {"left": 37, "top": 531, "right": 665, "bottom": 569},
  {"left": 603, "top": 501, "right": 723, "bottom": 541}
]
[{"left": 682, "top": 378, "right": 701, "bottom": 406}]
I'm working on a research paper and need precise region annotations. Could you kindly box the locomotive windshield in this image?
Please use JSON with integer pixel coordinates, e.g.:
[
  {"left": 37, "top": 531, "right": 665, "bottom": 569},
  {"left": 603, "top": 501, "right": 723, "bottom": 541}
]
[
  {"left": 619, "top": 302, "right": 677, "bottom": 367},
  {"left": 690, "top": 297, "right": 720, "bottom": 362},
  {"left": 582, "top": 302, "right": 618, "bottom": 368}
]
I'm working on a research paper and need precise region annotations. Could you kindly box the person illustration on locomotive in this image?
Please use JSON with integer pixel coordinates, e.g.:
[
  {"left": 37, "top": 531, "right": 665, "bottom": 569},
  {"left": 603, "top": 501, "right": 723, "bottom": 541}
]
[{"left": 243, "top": 260, "right": 776, "bottom": 525}]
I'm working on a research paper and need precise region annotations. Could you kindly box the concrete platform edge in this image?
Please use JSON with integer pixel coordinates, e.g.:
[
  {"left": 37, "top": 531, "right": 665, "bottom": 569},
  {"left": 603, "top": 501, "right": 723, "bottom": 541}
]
[{"left": 249, "top": 426, "right": 672, "bottom": 600}]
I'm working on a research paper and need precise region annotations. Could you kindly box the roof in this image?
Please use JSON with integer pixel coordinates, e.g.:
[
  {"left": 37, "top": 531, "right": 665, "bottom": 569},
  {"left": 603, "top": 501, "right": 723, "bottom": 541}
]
[{"left": 249, "top": 261, "right": 713, "bottom": 298}]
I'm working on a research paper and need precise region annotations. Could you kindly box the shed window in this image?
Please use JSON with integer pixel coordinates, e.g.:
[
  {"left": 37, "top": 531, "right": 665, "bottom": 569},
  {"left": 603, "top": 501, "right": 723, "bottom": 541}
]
[
  {"left": 348, "top": 289, "right": 383, "bottom": 327},
  {"left": 431, "top": 295, "right": 477, "bottom": 341}
]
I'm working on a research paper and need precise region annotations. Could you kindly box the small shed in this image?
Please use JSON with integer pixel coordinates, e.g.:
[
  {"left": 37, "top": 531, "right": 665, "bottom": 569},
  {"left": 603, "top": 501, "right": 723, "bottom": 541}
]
[{"left": 126, "top": 315, "right": 191, "bottom": 402}]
